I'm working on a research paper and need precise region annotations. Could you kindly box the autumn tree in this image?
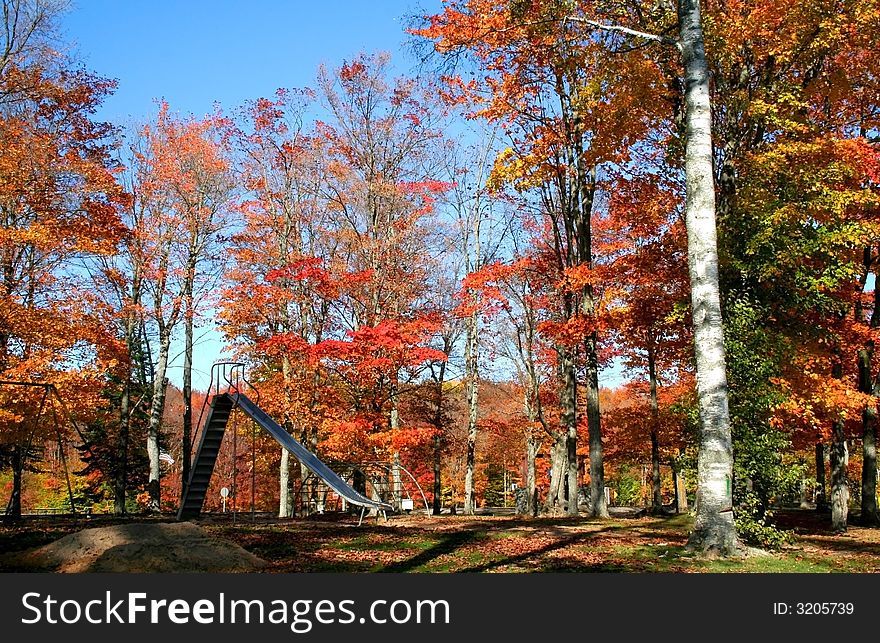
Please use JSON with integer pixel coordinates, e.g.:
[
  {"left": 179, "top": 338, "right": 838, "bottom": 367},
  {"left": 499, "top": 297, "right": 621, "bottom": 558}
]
[
  {"left": 92, "top": 228, "right": 150, "bottom": 514},
  {"left": 416, "top": 0, "right": 746, "bottom": 550},
  {"left": 494, "top": 252, "right": 553, "bottom": 516},
  {"left": 691, "top": 0, "right": 880, "bottom": 533},
  {"left": 0, "top": 0, "right": 61, "bottom": 78},
  {"left": 127, "top": 103, "right": 235, "bottom": 511},
  {"left": 611, "top": 212, "right": 691, "bottom": 513},
  {"left": 420, "top": 302, "right": 460, "bottom": 514},
  {"left": 437, "top": 128, "right": 506, "bottom": 514},
  {"left": 0, "top": 0, "right": 127, "bottom": 517},
  {"left": 556, "top": 0, "right": 879, "bottom": 543},
  {"left": 313, "top": 53, "right": 450, "bottom": 507},
  {"left": 418, "top": 239, "right": 463, "bottom": 515},
  {"left": 223, "top": 55, "right": 450, "bottom": 512},
  {"left": 417, "top": 0, "right": 639, "bottom": 518},
  {"left": 222, "top": 88, "right": 333, "bottom": 517}
]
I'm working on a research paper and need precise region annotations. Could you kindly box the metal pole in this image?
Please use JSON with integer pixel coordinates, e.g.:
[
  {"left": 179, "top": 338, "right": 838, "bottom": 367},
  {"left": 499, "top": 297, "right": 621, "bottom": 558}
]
[
  {"left": 503, "top": 456, "right": 507, "bottom": 507},
  {"left": 251, "top": 419, "right": 256, "bottom": 523},
  {"left": 232, "top": 410, "right": 237, "bottom": 525},
  {"left": 50, "top": 404, "right": 77, "bottom": 517}
]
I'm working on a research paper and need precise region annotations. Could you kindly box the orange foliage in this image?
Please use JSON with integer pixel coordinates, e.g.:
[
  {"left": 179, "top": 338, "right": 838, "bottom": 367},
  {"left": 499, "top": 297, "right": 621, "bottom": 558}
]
[{"left": 0, "top": 62, "right": 127, "bottom": 444}]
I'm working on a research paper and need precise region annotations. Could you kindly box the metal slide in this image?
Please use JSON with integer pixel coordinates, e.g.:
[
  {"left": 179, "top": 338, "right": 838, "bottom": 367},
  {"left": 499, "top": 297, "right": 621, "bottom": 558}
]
[{"left": 178, "top": 392, "right": 391, "bottom": 521}]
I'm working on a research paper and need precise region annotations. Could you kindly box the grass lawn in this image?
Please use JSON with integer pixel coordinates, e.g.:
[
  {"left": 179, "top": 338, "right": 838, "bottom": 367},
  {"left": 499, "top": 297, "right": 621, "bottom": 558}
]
[
  {"left": 202, "top": 509, "right": 880, "bottom": 573},
  {"left": 2, "top": 508, "right": 878, "bottom": 572}
]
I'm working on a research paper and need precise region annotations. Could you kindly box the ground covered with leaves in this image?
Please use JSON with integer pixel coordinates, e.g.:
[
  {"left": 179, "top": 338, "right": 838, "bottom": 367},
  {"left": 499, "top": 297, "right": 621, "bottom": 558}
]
[{"left": 1, "top": 509, "right": 878, "bottom": 572}]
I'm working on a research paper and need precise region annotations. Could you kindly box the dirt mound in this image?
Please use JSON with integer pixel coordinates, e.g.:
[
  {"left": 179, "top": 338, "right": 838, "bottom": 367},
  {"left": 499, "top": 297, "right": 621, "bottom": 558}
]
[{"left": 8, "top": 521, "right": 266, "bottom": 573}]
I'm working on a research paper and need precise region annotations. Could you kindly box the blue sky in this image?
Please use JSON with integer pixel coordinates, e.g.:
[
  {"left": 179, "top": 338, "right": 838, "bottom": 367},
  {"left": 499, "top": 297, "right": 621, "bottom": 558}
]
[
  {"left": 61, "top": 1, "right": 441, "bottom": 390},
  {"left": 62, "top": 1, "right": 436, "bottom": 124}
]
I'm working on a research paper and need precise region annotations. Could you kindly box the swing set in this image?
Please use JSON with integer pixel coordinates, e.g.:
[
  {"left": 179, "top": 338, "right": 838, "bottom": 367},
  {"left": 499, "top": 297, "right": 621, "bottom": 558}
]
[{"left": 0, "top": 380, "right": 89, "bottom": 519}]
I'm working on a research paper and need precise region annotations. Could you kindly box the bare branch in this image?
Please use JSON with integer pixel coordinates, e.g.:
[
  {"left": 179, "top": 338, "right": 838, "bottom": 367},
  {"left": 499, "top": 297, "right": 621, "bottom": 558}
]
[
  {"left": 0, "top": 0, "right": 65, "bottom": 76},
  {"left": 564, "top": 15, "right": 680, "bottom": 50}
]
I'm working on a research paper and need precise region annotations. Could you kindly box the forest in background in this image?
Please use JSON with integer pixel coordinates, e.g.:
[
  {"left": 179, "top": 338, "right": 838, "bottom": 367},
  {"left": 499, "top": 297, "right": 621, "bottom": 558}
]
[{"left": 1, "top": 0, "right": 878, "bottom": 556}]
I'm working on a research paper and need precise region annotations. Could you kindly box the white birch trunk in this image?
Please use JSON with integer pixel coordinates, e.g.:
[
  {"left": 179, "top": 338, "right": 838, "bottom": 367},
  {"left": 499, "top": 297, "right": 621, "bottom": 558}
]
[
  {"left": 649, "top": 349, "right": 663, "bottom": 512},
  {"left": 147, "top": 332, "right": 171, "bottom": 512},
  {"left": 678, "top": 0, "right": 740, "bottom": 554},
  {"left": 390, "top": 383, "right": 401, "bottom": 512},
  {"left": 279, "top": 449, "right": 292, "bottom": 518},
  {"left": 463, "top": 313, "right": 479, "bottom": 514},
  {"left": 463, "top": 197, "right": 481, "bottom": 515}
]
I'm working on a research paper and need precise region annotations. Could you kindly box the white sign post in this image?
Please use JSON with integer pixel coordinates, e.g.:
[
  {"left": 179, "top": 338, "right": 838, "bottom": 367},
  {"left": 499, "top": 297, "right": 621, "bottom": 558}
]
[{"left": 220, "top": 487, "right": 229, "bottom": 513}]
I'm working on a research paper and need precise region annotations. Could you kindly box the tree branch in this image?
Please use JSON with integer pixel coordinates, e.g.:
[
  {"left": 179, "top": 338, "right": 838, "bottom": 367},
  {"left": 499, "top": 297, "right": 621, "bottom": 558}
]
[{"left": 564, "top": 16, "right": 681, "bottom": 51}]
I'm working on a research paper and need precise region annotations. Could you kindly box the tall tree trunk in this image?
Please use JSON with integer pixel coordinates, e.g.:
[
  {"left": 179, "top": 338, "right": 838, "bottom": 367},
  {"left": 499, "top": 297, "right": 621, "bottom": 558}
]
[
  {"left": 390, "top": 380, "right": 401, "bottom": 512},
  {"left": 584, "top": 335, "right": 606, "bottom": 518},
  {"left": 114, "top": 378, "right": 130, "bottom": 515},
  {"left": 278, "top": 350, "right": 295, "bottom": 518},
  {"left": 830, "top": 427, "right": 849, "bottom": 532},
  {"left": 147, "top": 331, "right": 171, "bottom": 512},
  {"left": 566, "top": 424, "right": 579, "bottom": 514},
  {"left": 678, "top": 0, "right": 740, "bottom": 555},
  {"left": 6, "top": 444, "right": 22, "bottom": 520},
  {"left": 278, "top": 376, "right": 292, "bottom": 518},
  {"left": 575, "top": 165, "right": 604, "bottom": 519},
  {"left": 180, "top": 288, "right": 194, "bottom": 507},
  {"left": 463, "top": 171, "right": 482, "bottom": 516},
  {"left": 557, "top": 346, "right": 578, "bottom": 513},
  {"left": 650, "top": 433, "right": 662, "bottom": 511},
  {"left": 648, "top": 348, "right": 662, "bottom": 513},
  {"left": 392, "top": 451, "right": 402, "bottom": 512},
  {"left": 431, "top": 357, "right": 448, "bottom": 516},
  {"left": 566, "top": 349, "right": 581, "bottom": 516},
  {"left": 115, "top": 289, "right": 142, "bottom": 516},
  {"left": 432, "top": 381, "right": 443, "bottom": 514},
  {"left": 463, "top": 308, "right": 479, "bottom": 515},
  {"left": 433, "top": 434, "right": 442, "bottom": 515},
  {"left": 546, "top": 434, "right": 567, "bottom": 511},
  {"left": 815, "top": 442, "right": 827, "bottom": 511},
  {"left": 526, "top": 433, "right": 539, "bottom": 517},
  {"left": 277, "top": 207, "right": 296, "bottom": 519},
  {"left": 520, "top": 303, "right": 543, "bottom": 517},
  {"left": 861, "top": 411, "right": 878, "bottom": 527},
  {"left": 830, "top": 357, "right": 849, "bottom": 532},
  {"left": 859, "top": 345, "right": 879, "bottom": 527}
]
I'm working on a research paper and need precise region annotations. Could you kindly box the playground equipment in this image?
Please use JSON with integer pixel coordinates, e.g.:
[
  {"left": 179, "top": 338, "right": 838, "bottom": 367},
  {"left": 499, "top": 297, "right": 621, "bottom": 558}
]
[
  {"left": 178, "top": 363, "right": 392, "bottom": 524},
  {"left": 330, "top": 460, "right": 431, "bottom": 515},
  {"left": 0, "top": 380, "right": 89, "bottom": 518},
  {"left": 277, "top": 459, "right": 430, "bottom": 518}
]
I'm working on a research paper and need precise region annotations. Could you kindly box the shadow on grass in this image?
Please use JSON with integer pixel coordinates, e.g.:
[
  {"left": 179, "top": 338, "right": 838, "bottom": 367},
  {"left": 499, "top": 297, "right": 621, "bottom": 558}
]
[
  {"left": 794, "top": 534, "right": 880, "bottom": 557},
  {"left": 381, "top": 529, "right": 485, "bottom": 572},
  {"left": 459, "top": 525, "right": 626, "bottom": 572},
  {"left": 378, "top": 523, "right": 627, "bottom": 573}
]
